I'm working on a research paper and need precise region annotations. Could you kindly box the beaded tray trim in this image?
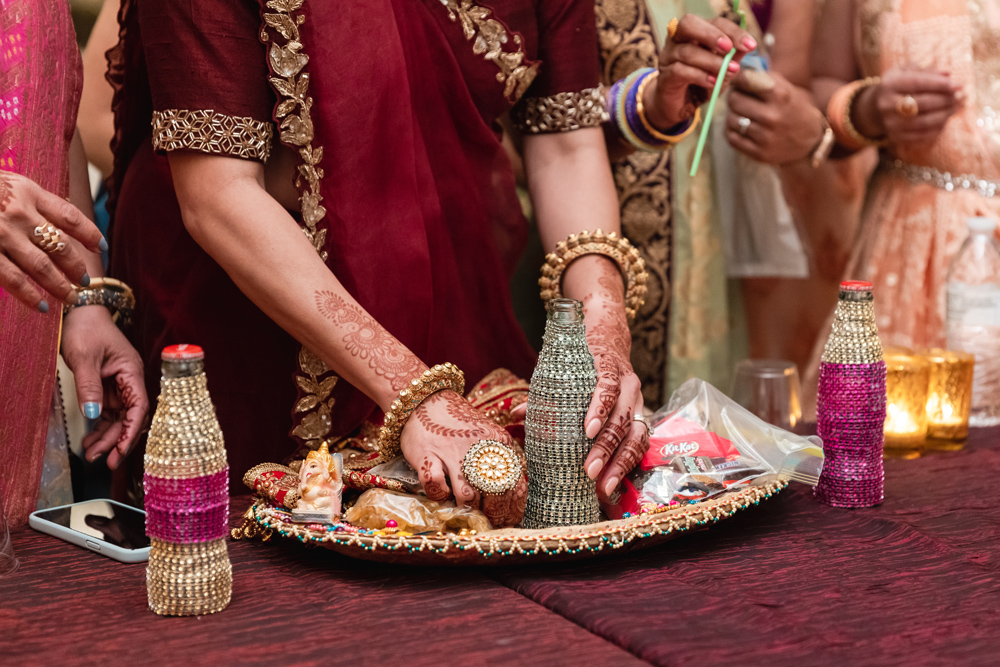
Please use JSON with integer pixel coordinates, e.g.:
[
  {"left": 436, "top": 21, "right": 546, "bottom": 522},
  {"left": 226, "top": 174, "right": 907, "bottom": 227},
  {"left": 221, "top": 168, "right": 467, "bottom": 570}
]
[{"left": 236, "top": 478, "right": 787, "bottom": 565}]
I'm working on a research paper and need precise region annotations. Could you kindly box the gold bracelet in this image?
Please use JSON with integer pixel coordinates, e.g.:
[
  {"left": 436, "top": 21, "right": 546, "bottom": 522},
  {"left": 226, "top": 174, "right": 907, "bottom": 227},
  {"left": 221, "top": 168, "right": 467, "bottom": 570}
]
[
  {"left": 539, "top": 230, "right": 648, "bottom": 322},
  {"left": 636, "top": 71, "right": 701, "bottom": 144},
  {"left": 64, "top": 277, "right": 136, "bottom": 329},
  {"left": 374, "top": 363, "right": 465, "bottom": 464},
  {"left": 843, "top": 77, "right": 888, "bottom": 149}
]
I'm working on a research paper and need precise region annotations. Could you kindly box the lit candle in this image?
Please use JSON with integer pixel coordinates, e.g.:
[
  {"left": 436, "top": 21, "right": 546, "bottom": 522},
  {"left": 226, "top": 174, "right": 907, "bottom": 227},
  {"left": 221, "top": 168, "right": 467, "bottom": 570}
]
[
  {"left": 883, "top": 349, "right": 930, "bottom": 448},
  {"left": 923, "top": 348, "right": 975, "bottom": 441}
]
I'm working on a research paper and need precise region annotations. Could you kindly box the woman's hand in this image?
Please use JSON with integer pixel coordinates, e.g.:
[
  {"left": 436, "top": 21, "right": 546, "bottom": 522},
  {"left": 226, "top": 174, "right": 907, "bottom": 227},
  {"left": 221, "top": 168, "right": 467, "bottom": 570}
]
[
  {"left": 400, "top": 390, "right": 527, "bottom": 527},
  {"left": 643, "top": 14, "right": 757, "bottom": 131},
  {"left": 61, "top": 305, "right": 149, "bottom": 470},
  {"left": 577, "top": 260, "right": 649, "bottom": 499},
  {"left": 853, "top": 66, "right": 962, "bottom": 147},
  {"left": 725, "top": 71, "right": 827, "bottom": 164},
  {"left": 0, "top": 170, "right": 106, "bottom": 311}
]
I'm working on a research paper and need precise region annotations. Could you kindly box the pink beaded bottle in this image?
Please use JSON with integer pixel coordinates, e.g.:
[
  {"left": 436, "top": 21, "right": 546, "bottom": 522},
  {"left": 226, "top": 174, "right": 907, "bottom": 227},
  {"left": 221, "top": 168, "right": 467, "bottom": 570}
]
[
  {"left": 145, "top": 344, "right": 231, "bottom": 615},
  {"left": 814, "top": 281, "right": 887, "bottom": 508}
]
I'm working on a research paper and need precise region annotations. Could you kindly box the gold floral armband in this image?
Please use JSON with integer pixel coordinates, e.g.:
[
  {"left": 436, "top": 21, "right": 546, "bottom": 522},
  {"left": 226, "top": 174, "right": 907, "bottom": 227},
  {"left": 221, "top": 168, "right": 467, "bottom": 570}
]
[
  {"left": 538, "top": 230, "right": 648, "bottom": 322},
  {"left": 64, "top": 277, "right": 135, "bottom": 329},
  {"left": 374, "top": 363, "right": 465, "bottom": 464}
]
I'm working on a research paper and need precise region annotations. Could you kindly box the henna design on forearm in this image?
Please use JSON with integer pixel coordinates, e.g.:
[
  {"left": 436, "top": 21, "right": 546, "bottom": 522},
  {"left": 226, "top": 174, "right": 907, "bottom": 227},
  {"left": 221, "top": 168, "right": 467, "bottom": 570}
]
[
  {"left": 596, "top": 261, "right": 625, "bottom": 305},
  {"left": 0, "top": 172, "right": 12, "bottom": 212},
  {"left": 315, "top": 290, "right": 423, "bottom": 391},
  {"left": 586, "top": 315, "right": 632, "bottom": 360}
]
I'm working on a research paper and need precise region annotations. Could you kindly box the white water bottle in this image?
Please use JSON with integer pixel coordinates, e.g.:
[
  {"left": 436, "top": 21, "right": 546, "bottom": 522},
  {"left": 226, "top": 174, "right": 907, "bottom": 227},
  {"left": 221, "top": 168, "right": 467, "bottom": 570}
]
[{"left": 946, "top": 217, "right": 1000, "bottom": 426}]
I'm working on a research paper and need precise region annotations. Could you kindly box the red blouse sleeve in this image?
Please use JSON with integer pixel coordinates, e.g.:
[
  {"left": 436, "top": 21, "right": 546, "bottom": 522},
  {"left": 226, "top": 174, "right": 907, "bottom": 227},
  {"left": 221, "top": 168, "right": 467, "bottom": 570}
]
[
  {"left": 140, "top": 0, "right": 276, "bottom": 162},
  {"left": 511, "top": 0, "right": 608, "bottom": 133}
]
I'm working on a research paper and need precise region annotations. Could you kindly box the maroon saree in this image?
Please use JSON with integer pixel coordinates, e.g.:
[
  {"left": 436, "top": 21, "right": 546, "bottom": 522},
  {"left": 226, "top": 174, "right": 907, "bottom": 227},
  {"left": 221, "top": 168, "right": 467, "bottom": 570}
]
[
  {"left": 0, "top": 0, "right": 81, "bottom": 526},
  {"left": 109, "top": 0, "right": 604, "bottom": 488}
]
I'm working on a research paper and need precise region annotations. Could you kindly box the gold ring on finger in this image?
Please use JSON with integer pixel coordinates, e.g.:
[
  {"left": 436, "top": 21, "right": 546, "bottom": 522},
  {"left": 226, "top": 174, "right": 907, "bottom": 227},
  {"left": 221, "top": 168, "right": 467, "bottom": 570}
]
[
  {"left": 33, "top": 224, "right": 65, "bottom": 253},
  {"left": 461, "top": 439, "right": 522, "bottom": 496},
  {"left": 896, "top": 95, "right": 919, "bottom": 117},
  {"left": 633, "top": 413, "right": 654, "bottom": 437},
  {"left": 667, "top": 17, "right": 679, "bottom": 40},
  {"left": 738, "top": 115, "right": 752, "bottom": 136}
]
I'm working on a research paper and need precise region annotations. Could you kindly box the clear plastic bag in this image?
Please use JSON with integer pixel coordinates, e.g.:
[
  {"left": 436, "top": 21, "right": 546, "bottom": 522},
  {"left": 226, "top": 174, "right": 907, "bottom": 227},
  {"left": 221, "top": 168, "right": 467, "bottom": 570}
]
[
  {"left": 605, "top": 379, "right": 824, "bottom": 518},
  {"left": 345, "top": 488, "right": 492, "bottom": 534}
]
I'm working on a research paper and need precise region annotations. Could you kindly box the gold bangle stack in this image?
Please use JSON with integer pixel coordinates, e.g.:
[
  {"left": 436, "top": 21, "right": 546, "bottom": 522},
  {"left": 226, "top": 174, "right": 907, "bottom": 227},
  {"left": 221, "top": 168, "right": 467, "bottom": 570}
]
[
  {"left": 65, "top": 276, "right": 136, "bottom": 329},
  {"left": 842, "top": 76, "right": 888, "bottom": 149},
  {"left": 636, "top": 72, "right": 701, "bottom": 144},
  {"left": 375, "top": 363, "right": 465, "bottom": 463},
  {"left": 539, "top": 230, "right": 648, "bottom": 322}
]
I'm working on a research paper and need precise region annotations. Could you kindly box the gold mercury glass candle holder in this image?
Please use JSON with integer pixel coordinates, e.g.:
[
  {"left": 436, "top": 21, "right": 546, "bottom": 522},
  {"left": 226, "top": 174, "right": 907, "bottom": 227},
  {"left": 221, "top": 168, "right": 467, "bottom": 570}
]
[
  {"left": 922, "top": 348, "right": 975, "bottom": 445},
  {"left": 883, "top": 348, "right": 931, "bottom": 450}
]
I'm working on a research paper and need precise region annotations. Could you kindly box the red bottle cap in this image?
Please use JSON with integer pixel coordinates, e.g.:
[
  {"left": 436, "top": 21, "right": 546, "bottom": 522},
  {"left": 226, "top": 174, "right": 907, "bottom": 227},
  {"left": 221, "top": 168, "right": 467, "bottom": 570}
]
[
  {"left": 840, "top": 280, "right": 873, "bottom": 292},
  {"left": 162, "top": 344, "right": 205, "bottom": 361}
]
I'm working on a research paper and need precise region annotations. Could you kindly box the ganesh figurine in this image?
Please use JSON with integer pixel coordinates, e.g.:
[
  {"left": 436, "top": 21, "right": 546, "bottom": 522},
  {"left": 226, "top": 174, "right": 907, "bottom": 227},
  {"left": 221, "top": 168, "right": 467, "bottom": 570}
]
[{"left": 291, "top": 443, "right": 344, "bottom": 524}]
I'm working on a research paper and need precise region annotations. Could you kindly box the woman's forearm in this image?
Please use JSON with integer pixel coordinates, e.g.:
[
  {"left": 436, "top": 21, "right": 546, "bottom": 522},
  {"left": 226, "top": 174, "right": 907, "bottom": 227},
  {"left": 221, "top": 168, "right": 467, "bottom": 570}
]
[
  {"left": 523, "top": 129, "right": 630, "bottom": 351},
  {"left": 168, "top": 152, "right": 425, "bottom": 411}
]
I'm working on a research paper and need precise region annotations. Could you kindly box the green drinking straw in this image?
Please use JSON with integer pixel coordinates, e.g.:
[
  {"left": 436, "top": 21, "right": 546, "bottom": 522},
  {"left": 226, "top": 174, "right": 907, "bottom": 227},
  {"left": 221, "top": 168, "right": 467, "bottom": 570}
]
[{"left": 689, "top": 0, "right": 747, "bottom": 177}]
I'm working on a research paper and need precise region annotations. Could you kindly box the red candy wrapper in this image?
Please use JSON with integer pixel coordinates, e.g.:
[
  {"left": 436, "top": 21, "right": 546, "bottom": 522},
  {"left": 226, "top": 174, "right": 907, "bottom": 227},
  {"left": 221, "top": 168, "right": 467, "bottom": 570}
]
[{"left": 604, "top": 379, "right": 824, "bottom": 519}]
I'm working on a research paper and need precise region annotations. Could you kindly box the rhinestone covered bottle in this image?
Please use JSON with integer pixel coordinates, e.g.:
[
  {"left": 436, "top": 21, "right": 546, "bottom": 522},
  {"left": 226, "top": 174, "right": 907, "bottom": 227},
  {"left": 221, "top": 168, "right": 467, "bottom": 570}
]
[
  {"left": 145, "top": 344, "right": 231, "bottom": 616},
  {"left": 523, "top": 299, "right": 599, "bottom": 528},
  {"left": 814, "top": 282, "right": 887, "bottom": 508}
]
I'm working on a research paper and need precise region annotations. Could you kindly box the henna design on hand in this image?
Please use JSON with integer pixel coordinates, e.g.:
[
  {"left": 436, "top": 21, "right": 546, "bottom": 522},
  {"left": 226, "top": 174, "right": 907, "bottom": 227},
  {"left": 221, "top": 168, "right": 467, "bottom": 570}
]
[
  {"left": 115, "top": 375, "right": 137, "bottom": 447},
  {"left": 0, "top": 171, "right": 12, "bottom": 212},
  {"left": 592, "top": 412, "right": 631, "bottom": 460},
  {"left": 481, "top": 471, "right": 527, "bottom": 528},
  {"left": 413, "top": 392, "right": 488, "bottom": 439},
  {"left": 314, "top": 290, "right": 422, "bottom": 390},
  {"left": 610, "top": 430, "right": 649, "bottom": 475},
  {"left": 420, "top": 457, "right": 449, "bottom": 501},
  {"left": 592, "top": 354, "right": 621, "bottom": 420}
]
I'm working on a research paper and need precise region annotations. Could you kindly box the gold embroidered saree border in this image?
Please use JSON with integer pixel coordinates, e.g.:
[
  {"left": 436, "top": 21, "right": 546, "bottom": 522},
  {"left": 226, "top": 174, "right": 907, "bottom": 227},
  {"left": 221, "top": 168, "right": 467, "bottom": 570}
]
[
  {"left": 151, "top": 109, "right": 273, "bottom": 162},
  {"left": 511, "top": 86, "right": 610, "bottom": 134},
  {"left": 439, "top": 0, "right": 539, "bottom": 104},
  {"left": 260, "top": 0, "right": 327, "bottom": 260},
  {"left": 260, "top": 0, "right": 338, "bottom": 447}
]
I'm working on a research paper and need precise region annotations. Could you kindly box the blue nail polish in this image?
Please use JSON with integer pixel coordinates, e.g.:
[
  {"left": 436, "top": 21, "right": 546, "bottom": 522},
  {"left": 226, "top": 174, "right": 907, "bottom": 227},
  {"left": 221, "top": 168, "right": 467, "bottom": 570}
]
[
  {"left": 80, "top": 272, "right": 91, "bottom": 287},
  {"left": 84, "top": 402, "right": 101, "bottom": 419},
  {"left": 38, "top": 300, "right": 49, "bottom": 313},
  {"left": 98, "top": 237, "right": 109, "bottom": 252}
]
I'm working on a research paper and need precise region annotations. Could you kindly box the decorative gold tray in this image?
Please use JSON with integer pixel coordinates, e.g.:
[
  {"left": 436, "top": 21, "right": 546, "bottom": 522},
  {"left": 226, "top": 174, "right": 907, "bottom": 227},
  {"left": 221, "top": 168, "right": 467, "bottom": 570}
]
[{"left": 237, "top": 477, "right": 788, "bottom": 565}]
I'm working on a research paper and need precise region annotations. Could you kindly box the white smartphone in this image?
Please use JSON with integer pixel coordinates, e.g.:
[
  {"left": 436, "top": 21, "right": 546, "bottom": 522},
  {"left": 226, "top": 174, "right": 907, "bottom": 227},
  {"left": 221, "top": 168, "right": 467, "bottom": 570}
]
[{"left": 29, "top": 499, "right": 150, "bottom": 563}]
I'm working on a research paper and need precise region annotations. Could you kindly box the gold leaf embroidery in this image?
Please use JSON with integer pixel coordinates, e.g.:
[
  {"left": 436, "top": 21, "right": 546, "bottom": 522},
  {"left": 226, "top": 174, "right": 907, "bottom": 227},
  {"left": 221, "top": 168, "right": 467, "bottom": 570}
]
[
  {"left": 261, "top": 0, "right": 327, "bottom": 260},
  {"left": 439, "top": 0, "right": 539, "bottom": 103},
  {"left": 151, "top": 109, "right": 273, "bottom": 162},
  {"left": 511, "top": 87, "right": 609, "bottom": 134}
]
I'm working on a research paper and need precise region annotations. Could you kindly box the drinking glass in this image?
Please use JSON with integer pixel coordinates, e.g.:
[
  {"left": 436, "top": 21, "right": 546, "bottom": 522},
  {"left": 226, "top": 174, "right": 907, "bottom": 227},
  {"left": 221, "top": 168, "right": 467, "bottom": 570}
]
[{"left": 730, "top": 359, "right": 802, "bottom": 431}]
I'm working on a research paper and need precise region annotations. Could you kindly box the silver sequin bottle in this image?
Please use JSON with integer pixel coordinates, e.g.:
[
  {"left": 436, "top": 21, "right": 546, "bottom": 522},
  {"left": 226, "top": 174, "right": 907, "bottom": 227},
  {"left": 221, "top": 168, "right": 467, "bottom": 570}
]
[{"left": 523, "top": 299, "right": 599, "bottom": 528}]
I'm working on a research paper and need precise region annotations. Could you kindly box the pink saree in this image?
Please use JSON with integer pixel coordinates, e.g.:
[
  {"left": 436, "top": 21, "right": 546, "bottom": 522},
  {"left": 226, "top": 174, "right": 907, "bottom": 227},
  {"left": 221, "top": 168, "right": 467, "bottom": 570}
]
[{"left": 0, "top": 0, "right": 82, "bottom": 526}]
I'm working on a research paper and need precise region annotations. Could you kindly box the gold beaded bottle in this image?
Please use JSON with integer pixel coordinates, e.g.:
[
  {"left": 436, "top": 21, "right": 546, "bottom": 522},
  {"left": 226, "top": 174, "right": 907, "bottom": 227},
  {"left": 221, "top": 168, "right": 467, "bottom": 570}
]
[{"left": 144, "top": 344, "right": 231, "bottom": 616}]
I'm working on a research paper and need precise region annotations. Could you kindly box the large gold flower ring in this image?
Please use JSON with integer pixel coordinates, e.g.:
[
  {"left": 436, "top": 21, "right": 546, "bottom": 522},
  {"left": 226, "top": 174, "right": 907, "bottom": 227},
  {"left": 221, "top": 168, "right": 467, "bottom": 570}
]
[{"left": 461, "top": 440, "right": 523, "bottom": 496}]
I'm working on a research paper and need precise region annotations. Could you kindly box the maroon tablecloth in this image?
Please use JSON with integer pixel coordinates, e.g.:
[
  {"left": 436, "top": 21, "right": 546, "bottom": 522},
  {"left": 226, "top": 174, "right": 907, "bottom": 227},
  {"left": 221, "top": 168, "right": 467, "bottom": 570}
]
[{"left": 2, "top": 428, "right": 998, "bottom": 665}]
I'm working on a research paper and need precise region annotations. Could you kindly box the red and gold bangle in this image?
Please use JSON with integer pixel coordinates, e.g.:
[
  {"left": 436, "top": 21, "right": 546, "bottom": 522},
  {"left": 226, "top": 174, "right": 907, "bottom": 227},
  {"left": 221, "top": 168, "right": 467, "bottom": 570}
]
[
  {"left": 374, "top": 363, "right": 465, "bottom": 464},
  {"left": 539, "top": 230, "right": 648, "bottom": 322},
  {"left": 827, "top": 77, "right": 888, "bottom": 151}
]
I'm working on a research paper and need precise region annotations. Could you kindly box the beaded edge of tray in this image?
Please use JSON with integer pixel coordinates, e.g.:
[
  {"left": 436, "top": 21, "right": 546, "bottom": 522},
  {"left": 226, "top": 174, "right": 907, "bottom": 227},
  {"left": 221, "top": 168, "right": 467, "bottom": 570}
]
[{"left": 236, "top": 477, "right": 788, "bottom": 565}]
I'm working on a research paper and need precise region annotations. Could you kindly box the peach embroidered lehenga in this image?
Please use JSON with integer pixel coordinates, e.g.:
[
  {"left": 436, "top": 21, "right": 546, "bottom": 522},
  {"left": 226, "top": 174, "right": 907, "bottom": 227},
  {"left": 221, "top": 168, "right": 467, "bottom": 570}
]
[{"left": 806, "top": 0, "right": 1000, "bottom": 414}]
